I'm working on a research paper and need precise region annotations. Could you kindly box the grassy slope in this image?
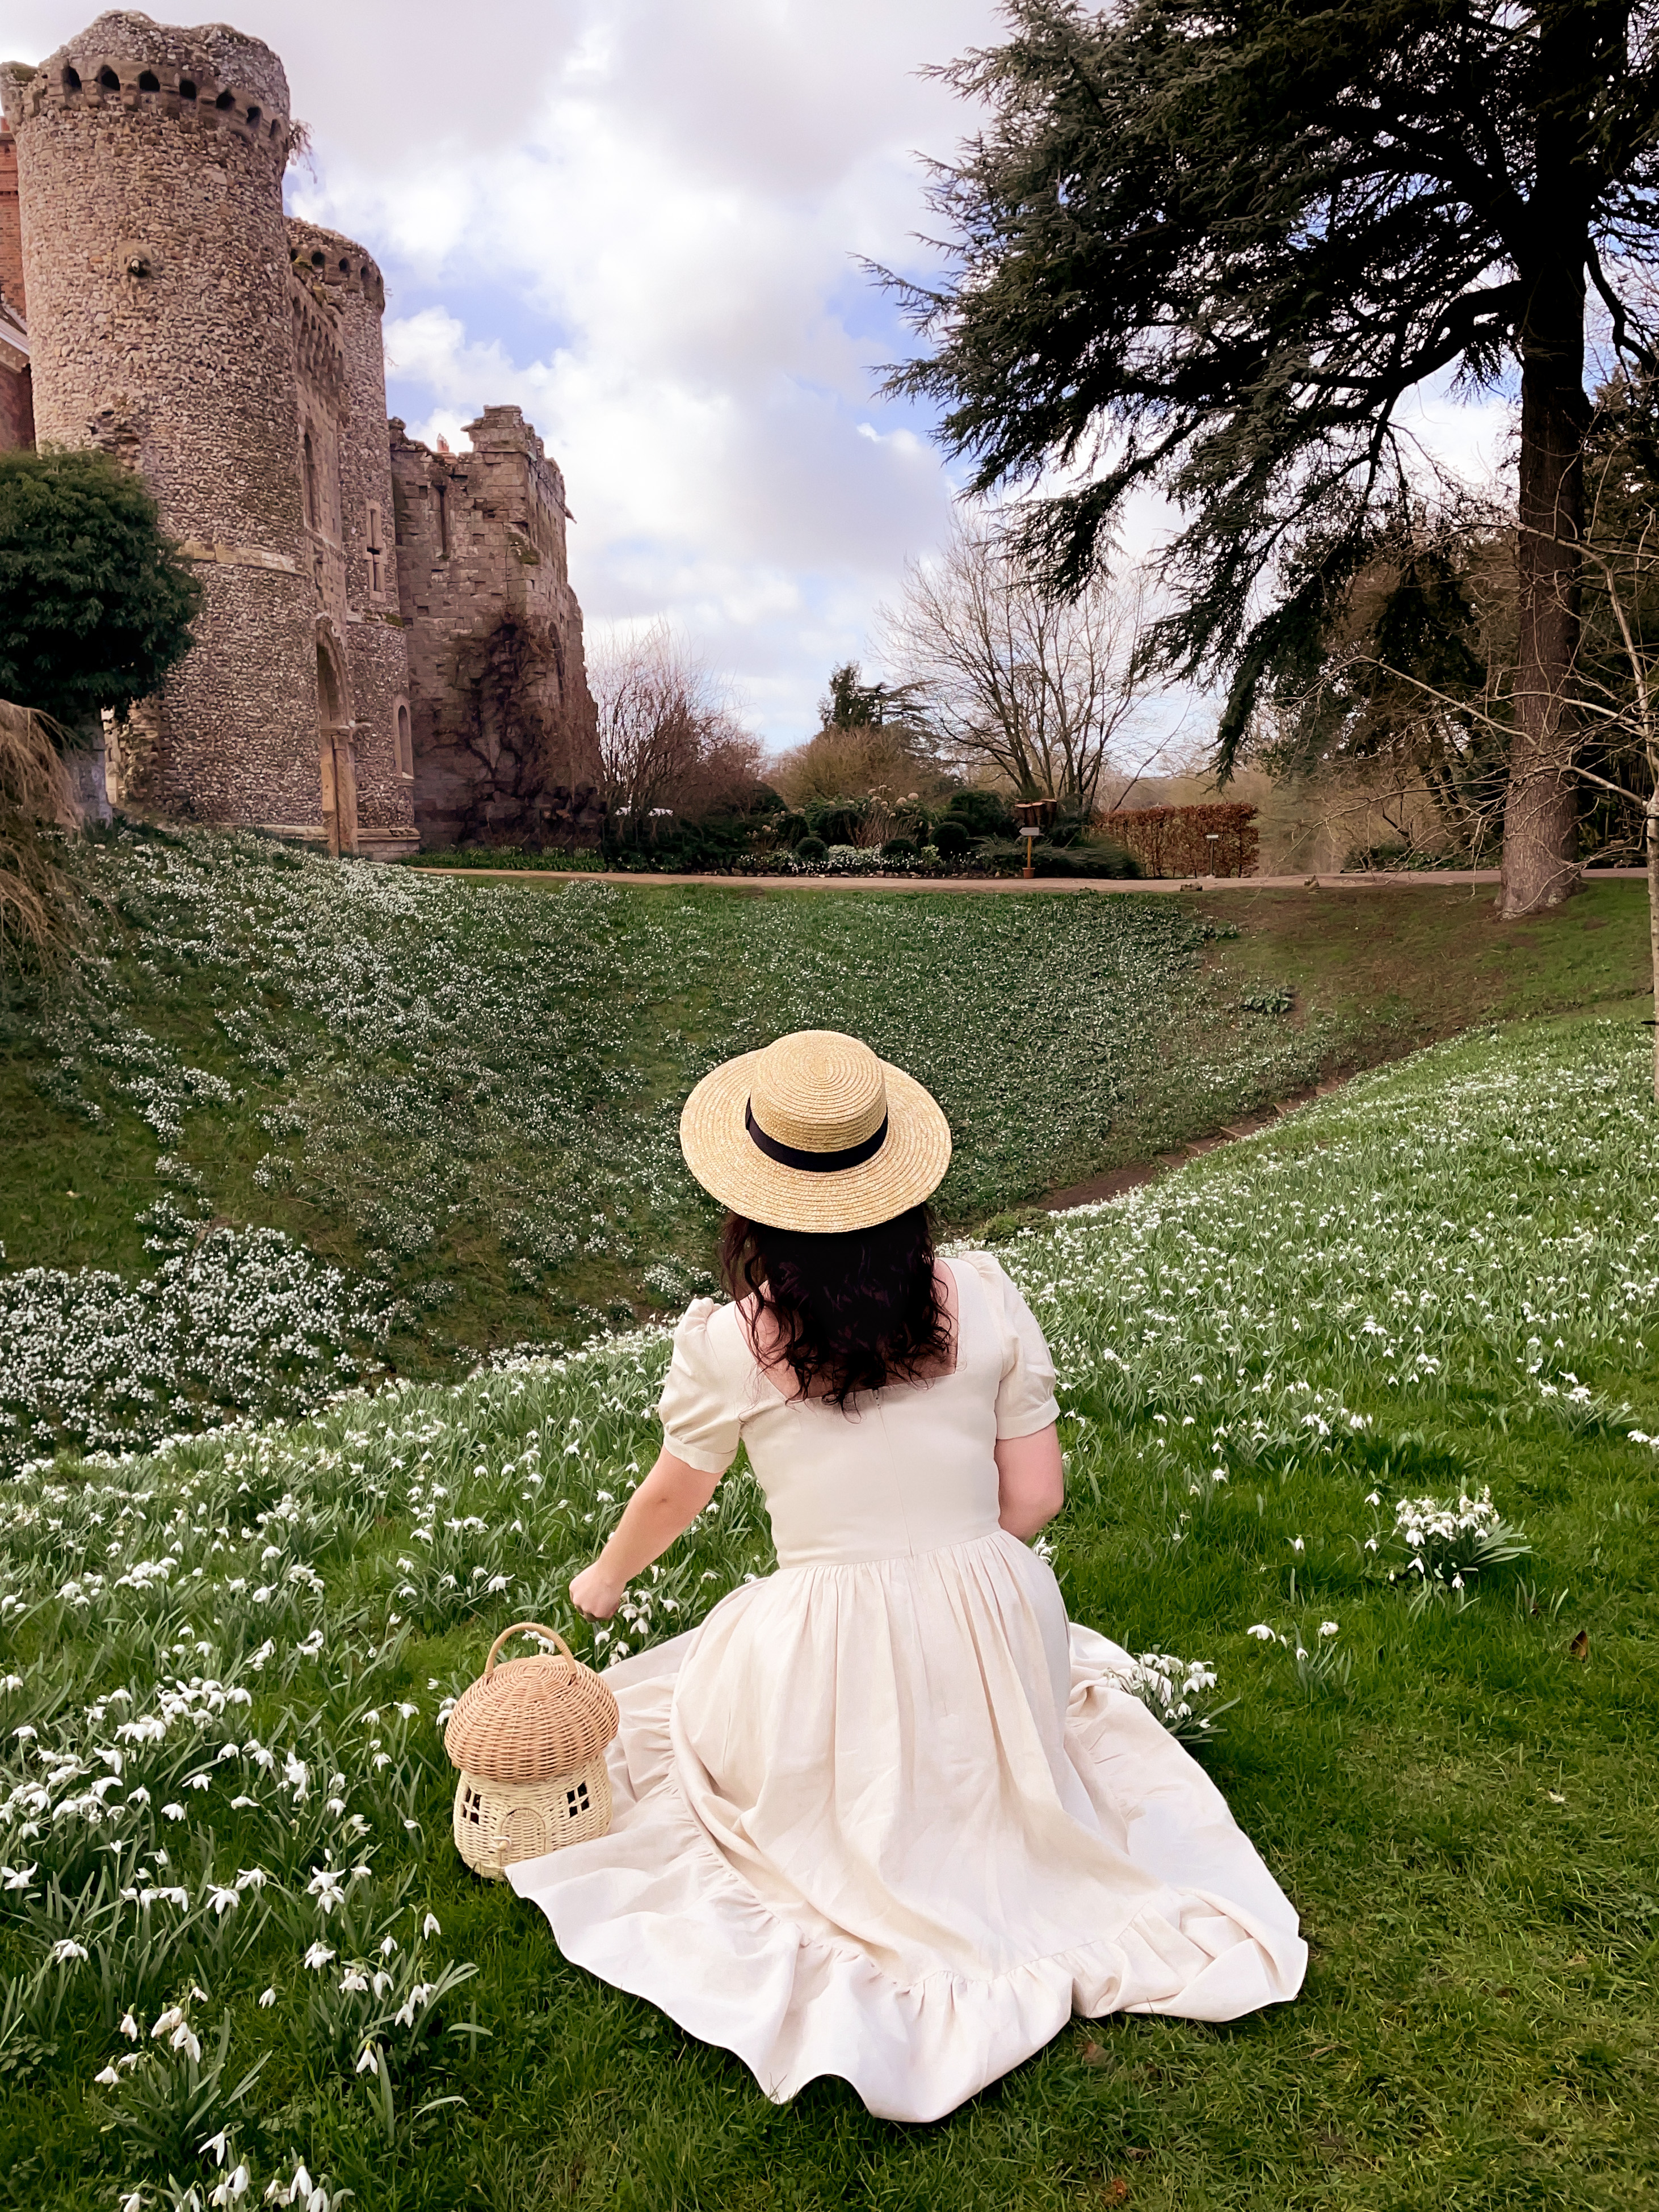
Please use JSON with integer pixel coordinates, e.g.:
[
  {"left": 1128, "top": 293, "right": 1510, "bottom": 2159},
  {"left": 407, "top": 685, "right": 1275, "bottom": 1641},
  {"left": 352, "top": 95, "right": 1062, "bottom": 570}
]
[
  {"left": 1, "top": 1015, "right": 1655, "bottom": 2210},
  {"left": 1, "top": 844, "right": 1648, "bottom": 1336}
]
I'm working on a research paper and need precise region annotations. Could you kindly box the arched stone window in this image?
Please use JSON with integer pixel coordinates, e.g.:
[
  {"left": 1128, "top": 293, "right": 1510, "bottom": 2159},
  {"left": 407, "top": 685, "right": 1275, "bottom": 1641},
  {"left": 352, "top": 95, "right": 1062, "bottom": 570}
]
[
  {"left": 366, "top": 502, "right": 384, "bottom": 595},
  {"left": 396, "top": 702, "right": 413, "bottom": 780}
]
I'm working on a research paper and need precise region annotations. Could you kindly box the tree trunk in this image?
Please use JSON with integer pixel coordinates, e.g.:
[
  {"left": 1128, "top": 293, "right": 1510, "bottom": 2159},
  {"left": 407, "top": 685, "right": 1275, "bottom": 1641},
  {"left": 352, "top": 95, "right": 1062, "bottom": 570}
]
[
  {"left": 1649, "top": 788, "right": 1659, "bottom": 1104},
  {"left": 1500, "top": 246, "right": 1588, "bottom": 916}
]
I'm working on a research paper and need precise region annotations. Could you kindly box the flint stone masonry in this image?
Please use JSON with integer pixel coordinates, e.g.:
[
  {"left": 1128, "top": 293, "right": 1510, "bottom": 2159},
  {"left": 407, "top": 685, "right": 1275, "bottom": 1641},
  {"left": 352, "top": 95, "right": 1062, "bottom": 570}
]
[
  {"left": 0, "top": 11, "right": 594, "bottom": 857},
  {"left": 392, "top": 406, "right": 599, "bottom": 849}
]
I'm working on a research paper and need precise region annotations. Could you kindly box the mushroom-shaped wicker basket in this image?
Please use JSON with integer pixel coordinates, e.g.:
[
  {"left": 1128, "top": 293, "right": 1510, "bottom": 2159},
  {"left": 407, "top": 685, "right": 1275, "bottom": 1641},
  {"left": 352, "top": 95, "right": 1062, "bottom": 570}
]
[{"left": 444, "top": 1622, "right": 620, "bottom": 1879}]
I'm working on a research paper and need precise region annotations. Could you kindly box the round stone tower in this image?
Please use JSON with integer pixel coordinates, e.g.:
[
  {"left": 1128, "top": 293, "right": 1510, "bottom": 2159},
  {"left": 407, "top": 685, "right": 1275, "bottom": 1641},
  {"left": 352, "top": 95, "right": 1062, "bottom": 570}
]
[{"left": 5, "top": 12, "right": 319, "bottom": 827}]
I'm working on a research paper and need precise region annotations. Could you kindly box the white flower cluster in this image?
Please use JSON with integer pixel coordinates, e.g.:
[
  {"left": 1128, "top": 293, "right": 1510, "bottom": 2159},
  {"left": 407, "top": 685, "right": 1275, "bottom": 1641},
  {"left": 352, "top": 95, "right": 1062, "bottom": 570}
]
[
  {"left": 1116, "top": 1652, "right": 1232, "bottom": 1743},
  {"left": 1391, "top": 1484, "right": 1530, "bottom": 1591}
]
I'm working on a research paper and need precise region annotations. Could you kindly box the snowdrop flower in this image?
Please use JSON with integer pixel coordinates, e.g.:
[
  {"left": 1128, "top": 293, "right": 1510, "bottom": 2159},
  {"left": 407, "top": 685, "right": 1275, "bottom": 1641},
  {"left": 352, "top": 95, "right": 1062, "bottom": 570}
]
[
  {"left": 379, "top": 1936, "right": 397, "bottom": 1957},
  {"left": 94, "top": 2063, "right": 122, "bottom": 2085},
  {"left": 162, "top": 1802, "right": 186, "bottom": 1821},
  {"left": 120, "top": 2193, "right": 146, "bottom": 2212},
  {"left": 1246, "top": 1625, "right": 1275, "bottom": 1641},
  {"left": 1318, "top": 1622, "right": 1339, "bottom": 1638},
  {"left": 49, "top": 1938, "right": 89, "bottom": 1964},
  {"left": 120, "top": 2009, "right": 140, "bottom": 2039},
  {"left": 2, "top": 1864, "right": 37, "bottom": 1890},
  {"left": 421, "top": 1911, "right": 440, "bottom": 1938},
  {"left": 1364, "top": 1491, "right": 1381, "bottom": 1506},
  {"left": 258, "top": 1988, "right": 276, "bottom": 2008},
  {"left": 204, "top": 1885, "right": 240, "bottom": 1917},
  {"left": 1290, "top": 1537, "right": 1304, "bottom": 1552},
  {"left": 170, "top": 2021, "right": 203, "bottom": 2063},
  {"left": 306, "top": 1867, "right": 347, "bottom": 1914},
  {"left": 233, "top": 1867, "right": 267, "bottom": 1892},
  {"left": 209, "top": 2168, "right": 250, "bottom": 2206},
  {"left": 338, "top": 1967, "right": 369, "bottom": 1993},
  {"left": 200, "top": 2129, "right": 229, "bottom": 2167},
  {"left": 303, "top": 1942, "right": 335, "bottom": 1970},
  {"left": 355, "top": 2041, "right": 379, "bottom": 2075}
]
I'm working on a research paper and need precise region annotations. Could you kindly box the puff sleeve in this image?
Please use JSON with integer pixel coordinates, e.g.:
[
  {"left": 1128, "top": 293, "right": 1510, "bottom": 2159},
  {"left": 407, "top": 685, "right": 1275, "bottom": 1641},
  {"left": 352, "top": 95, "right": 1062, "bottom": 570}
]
[
  {"left": 969, "top": 1252, "right": 1061, "bottom": 1439},
  {"left": 656, "top": 1298, "right": 744, "bottom": 1474}
]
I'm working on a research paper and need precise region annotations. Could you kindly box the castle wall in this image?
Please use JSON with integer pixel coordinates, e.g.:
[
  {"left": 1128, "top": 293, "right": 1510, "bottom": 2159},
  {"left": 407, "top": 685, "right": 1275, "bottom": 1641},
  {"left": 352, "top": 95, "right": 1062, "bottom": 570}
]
[
  {"left": 392, "top": 405, "right": 599, "bottom": 848},
  {"left": 3, "top": 14, "right": 319, "bottom": 827},
  {"left": 287, "top": 219, "right": 414, "bottom": 857},
  {"left": 3, "top": 12, "right": 590, "bottom": 859}
]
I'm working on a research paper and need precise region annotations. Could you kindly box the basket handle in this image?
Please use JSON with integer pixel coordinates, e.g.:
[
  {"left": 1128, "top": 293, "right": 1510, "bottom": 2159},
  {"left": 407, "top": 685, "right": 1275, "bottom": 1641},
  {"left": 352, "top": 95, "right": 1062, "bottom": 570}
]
[{"left": 484, "top": 1621, "right": 574, "bottom": 1676}]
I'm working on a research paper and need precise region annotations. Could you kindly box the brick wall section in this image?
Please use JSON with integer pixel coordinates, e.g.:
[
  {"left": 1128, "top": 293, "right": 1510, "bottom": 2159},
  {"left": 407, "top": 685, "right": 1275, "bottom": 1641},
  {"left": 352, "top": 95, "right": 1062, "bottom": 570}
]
[
  {"left": 287, "top": 218, "right": 414, "bottom": 854},
  {"left": 392, "top": 405, "right": 599, "bottom": 848},
  {"left": 0, "top": 122, "right": 24, "bottom": 314},
  {"left": 4, "top": 14, "right": 320, "bottom": 826}
]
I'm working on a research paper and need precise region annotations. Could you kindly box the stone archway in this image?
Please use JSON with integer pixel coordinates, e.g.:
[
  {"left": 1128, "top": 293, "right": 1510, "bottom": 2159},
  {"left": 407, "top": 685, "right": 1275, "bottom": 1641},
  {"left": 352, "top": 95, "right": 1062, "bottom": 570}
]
[{"left": 316, "top": 637, "right": 358, "bottom": 857}]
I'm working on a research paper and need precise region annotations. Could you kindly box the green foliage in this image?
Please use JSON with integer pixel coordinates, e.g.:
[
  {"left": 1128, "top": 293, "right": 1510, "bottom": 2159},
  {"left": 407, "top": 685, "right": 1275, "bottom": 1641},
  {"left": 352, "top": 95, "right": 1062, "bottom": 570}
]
[
  {"left": 1031, "top": 840, "right": 1140, "bottom": 879},
  {"left": 792, "top": 832, "right": 828, "bottom": 861},
  {"left": 881, "top": 0, "right": 1659, "bottom": 766},
  {"left": 820, "top": 661, "right": 879, "bottom": 728},
  {"left": 943, "top": 788, "right": 1014, "bottom": 839},
  {"left": 0, "top": 448, "right": 201, "bottom": 728}
]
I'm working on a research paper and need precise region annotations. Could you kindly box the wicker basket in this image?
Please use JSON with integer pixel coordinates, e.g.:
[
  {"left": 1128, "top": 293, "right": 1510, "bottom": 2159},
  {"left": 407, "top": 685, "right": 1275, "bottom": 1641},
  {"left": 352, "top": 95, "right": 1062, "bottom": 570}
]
[{"left": 444, "top": 1621, "right": 620, "bottom": 1879}]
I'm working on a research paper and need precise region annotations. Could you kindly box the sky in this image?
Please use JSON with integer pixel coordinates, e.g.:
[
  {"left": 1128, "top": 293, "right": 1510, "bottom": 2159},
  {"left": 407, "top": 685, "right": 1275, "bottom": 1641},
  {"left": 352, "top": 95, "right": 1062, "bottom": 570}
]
[{"left": 8, "top": 0, "right": 1523, "bottom": 758}]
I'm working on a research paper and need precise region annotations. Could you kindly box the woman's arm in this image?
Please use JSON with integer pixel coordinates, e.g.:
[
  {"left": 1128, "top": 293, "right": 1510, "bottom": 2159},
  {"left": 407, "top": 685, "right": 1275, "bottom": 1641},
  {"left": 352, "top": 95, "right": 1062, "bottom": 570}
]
[
  {"left": 569, "top": 1446, "right": 723, "bottom": 1620},
  {"left": 995, "top": 1423, "right": 1065, "bottom": 1541}
]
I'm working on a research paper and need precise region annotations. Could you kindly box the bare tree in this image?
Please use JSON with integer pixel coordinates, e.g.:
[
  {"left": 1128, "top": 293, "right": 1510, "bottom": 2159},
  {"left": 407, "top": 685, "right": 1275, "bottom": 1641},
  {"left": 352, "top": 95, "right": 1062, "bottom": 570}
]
[
  {"left": 589, "top": 623, "right": 761, "bottom": 836},
  {"left": 880, "top": 514, "right": 1151, "bottom": 812}
]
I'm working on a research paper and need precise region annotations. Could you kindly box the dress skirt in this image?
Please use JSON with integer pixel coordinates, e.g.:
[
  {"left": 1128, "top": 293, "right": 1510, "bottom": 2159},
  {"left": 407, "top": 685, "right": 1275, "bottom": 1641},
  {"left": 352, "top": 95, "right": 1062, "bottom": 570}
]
[{"left": 509, "top": 1528, "right": 1306, "bottom": 2122}]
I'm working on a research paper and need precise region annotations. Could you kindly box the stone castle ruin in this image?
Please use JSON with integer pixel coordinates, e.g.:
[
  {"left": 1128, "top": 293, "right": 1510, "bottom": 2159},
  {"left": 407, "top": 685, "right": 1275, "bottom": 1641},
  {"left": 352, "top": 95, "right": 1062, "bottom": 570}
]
[{"left": 0, "top": 11, "right": 599, "bottom": 855}]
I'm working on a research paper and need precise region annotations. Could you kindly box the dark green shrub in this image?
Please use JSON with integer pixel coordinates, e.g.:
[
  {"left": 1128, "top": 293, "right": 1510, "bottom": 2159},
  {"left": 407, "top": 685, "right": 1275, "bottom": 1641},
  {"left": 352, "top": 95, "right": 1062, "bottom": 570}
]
[
  {"left": 881, "top": 836, "right": 918, "bottom": 860},
  {"left": 1033, "top": 841, "right": 1141, "bottom": 878},
  {"left": 0, "top": 446, "right": 201, "bottom": 727},
  {"left": 934, "top": 818, "right": 972, "bottom": 859},
  {"left": 803, "top": 797, "right": 868, "bottom": 845},
  {"left": 795, "top": 834, "right": 829, "bottom": 863},
  {"left": 945, "top": 789, "right": 1015, "bottom": 839}
]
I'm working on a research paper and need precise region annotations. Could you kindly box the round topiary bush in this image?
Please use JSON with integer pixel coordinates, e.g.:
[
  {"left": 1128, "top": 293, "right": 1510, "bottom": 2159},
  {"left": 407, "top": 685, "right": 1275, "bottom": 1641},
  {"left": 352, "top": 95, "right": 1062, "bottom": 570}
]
[
  {"left": 880, "top": 836, "right": 917, "bottom": 861},
  {"left": 933, "top": 819, "right": 971, "bottom": 859},
  {"left": 794, "top": 834, "right": 829, "bottom": 864},
  {"left": 944, "top": 789, "right": 1015, "bottom": 839}
]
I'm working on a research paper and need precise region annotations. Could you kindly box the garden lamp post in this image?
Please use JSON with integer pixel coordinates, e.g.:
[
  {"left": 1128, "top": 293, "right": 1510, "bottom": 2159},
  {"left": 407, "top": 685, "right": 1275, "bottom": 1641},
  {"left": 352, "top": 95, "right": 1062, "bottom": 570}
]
[{"left": 1206, "top": 830, "right": 1220, "bottom": 877}]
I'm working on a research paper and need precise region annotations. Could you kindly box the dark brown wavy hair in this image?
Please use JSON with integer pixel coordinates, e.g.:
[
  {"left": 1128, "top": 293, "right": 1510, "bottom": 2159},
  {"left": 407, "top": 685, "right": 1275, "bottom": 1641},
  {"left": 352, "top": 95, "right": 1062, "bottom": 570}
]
[{"left": 720, "top": 1204, "right": 951, "bottom": 1410}]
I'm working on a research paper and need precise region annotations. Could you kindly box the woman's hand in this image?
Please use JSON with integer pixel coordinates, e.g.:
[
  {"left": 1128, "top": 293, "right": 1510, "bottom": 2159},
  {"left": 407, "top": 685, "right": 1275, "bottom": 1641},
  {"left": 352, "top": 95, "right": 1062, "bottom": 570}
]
[{"left": 569, "top": 1563, "right": 627, "bottom": 1621}]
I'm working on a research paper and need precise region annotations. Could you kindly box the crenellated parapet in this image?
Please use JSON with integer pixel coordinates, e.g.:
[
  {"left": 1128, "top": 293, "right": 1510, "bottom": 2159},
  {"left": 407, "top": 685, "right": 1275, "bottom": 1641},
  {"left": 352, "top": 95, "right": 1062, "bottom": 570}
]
[{"left": 2, "top": 11, "right": 292, "bottom": 165}]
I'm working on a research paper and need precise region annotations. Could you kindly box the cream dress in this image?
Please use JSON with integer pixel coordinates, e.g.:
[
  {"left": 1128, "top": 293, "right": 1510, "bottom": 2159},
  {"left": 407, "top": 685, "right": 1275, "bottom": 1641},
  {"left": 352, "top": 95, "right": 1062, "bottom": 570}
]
[{"left": 510, "top": 1251, "right": 1306, "bottom": 2121}]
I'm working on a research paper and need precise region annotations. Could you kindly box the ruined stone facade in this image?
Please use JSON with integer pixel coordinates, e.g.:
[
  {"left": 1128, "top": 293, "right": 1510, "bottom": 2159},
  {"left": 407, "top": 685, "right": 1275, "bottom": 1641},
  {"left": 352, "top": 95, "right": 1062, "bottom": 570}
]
[{"left": 0, "top": 12, "right": 598, "bottom": 855}]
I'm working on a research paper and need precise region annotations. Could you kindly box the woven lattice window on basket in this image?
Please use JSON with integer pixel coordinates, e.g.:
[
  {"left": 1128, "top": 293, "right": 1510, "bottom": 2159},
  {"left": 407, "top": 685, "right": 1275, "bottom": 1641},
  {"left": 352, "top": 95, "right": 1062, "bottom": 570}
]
[{"left": 443, "top": 1622, "right": 620, "bottom": 1879}]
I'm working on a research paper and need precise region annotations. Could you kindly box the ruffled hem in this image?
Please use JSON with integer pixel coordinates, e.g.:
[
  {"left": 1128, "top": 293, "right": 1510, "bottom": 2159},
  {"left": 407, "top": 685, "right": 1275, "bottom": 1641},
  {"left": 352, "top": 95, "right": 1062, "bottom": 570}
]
[{"left": 508, "top": 1618, "right": 1305, "bottom": 2123}]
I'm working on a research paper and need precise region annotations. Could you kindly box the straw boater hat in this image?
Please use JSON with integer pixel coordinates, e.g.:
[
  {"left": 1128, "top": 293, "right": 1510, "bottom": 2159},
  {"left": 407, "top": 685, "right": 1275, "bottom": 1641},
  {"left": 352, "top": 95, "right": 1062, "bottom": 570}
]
[{"left": 680, "top": 1029, "right": 951, "bottom": 1234}]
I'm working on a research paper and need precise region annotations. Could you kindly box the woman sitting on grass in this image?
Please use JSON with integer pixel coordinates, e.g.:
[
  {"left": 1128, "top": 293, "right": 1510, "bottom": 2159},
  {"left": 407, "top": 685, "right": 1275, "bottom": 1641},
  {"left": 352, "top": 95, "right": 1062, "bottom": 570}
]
[{"left": 509, "top": 1029, "right": 1305, "bottom": 2121}]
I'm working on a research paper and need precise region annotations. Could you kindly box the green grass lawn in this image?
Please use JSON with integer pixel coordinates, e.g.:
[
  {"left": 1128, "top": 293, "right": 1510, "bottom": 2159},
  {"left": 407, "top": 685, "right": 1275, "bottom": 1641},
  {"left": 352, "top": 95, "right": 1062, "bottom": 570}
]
[
  {"left": 1, "top": 827, "right": 1650, "bottom": 1469},
  {"left": 1, "top": 1014, "right": 1654, "bottom": 2209}
]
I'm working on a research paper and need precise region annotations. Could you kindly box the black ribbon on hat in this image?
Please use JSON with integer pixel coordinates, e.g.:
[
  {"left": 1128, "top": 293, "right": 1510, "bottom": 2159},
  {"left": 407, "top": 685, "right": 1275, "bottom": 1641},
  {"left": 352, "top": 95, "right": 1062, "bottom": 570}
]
[{"left": 745, "top": 1097, "right": 889, "bottom": 1173}]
